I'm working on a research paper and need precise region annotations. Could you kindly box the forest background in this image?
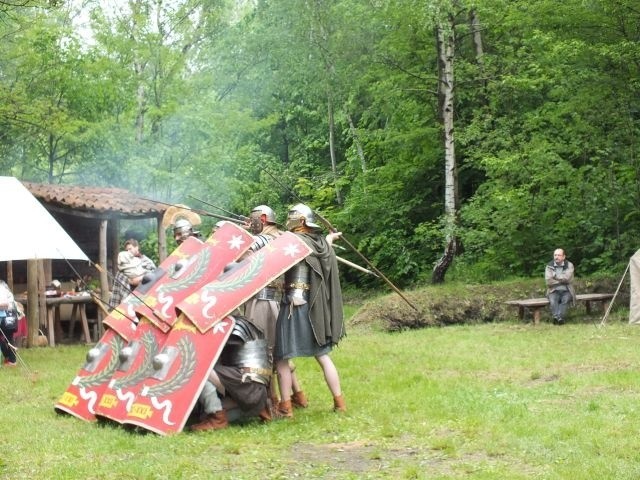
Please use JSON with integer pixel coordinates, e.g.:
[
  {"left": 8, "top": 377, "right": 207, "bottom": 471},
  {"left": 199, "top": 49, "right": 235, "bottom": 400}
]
[{"left": 0, "top": 0, "right": 638, "bottom": 289}]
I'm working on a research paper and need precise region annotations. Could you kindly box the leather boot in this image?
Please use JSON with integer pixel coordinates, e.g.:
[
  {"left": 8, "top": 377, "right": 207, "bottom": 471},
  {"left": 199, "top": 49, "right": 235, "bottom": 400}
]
[
  {"left": 291, "top": 390, "right": 308, "bottom": 409},
  {"left": 275, "top": 400, "right": 293, "bottom": 419},
  {"left": 258, "top": 406, "right": 272, "bottom": 422},
  {"left": 190, "top": 410, "right": 229, "bottom": 432},
  {"left": 333, "top": 394, "right": 346, "bottom": 412}
]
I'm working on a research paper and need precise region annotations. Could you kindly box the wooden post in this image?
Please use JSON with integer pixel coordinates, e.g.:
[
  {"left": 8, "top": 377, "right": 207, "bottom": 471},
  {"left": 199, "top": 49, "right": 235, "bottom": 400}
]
[
  {"left": 26, "top": 259, "right": 39, "bottom": 348},
  {"left": 7, "top": 260, "right": 13, "bottom": 291},
  {"left": 157, "top": 213, "right": 167, "bottom": 262},
  {"left": 98, "top": 219, "right": 109, "bottom": 337},
  {"left": 44, "top": 259, "right": 52, "bottom": 286},
  {"left": 109, "top": 218, "right": 120, "bottom": 278},
  {"left": 37, "top": 260, "right": 47, "bottom": 343}
]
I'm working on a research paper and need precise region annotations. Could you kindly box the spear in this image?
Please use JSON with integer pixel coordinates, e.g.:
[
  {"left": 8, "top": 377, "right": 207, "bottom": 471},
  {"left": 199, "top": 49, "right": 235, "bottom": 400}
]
[
  {"left": 188, "top": 195, "right": 249, "bottom": 222},
  {"left": 336, "top": 256, "right": 379, "bottom": 277},
  {"left": 263, "top": 169, "right": 420, "bottom": 313},
  {"left": 56, "top": 248, "right": 163, "bottom": 327},
  {"left": 140, "top": 197, "right": 245, "bottom": 225}
]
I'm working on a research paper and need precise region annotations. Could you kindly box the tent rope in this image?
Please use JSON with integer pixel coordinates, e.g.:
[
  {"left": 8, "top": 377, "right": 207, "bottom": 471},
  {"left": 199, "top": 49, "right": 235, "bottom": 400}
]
[{"left": 598, "top": 262, "right": 629, "bottom": 328}]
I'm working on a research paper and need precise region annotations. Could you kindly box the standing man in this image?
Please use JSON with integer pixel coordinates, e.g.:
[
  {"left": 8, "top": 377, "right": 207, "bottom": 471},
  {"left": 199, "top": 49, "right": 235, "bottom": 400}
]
[
  {"left": 545, "top": 248, "right": 576, "bottom": 325},
  {"left": 274, "top": 204, "right": 346, "bottom": 418},
  {"left": 243, "top": 205, "right": 308, "bottom": 410}
]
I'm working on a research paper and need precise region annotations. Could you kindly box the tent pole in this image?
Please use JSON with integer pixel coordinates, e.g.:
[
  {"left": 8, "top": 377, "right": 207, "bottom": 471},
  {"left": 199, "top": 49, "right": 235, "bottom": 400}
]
[
  {"left": 37, "top": 260, "right": 48, "bottom": 345},
  {"left": 599, "top": 262, "right": 629, "bottom": 327}
]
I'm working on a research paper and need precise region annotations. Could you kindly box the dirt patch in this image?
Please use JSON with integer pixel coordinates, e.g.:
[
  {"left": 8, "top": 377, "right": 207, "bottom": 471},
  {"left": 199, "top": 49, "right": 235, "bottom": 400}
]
[{"left": 289, "top": 439, "right": 543, "bottom": 478}]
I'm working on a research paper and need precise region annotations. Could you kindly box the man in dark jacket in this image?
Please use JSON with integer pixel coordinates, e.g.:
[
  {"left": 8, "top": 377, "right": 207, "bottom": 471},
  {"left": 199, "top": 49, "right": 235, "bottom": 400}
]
[{"left": 545, "top": 248, "right": 576, "bottom": 325}]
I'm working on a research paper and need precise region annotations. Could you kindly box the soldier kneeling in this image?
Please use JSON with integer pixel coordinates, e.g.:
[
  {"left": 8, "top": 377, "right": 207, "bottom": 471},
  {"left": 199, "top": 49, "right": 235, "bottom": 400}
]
[{"left": 190, "top": 317, "right": 272, "bottom": 431}]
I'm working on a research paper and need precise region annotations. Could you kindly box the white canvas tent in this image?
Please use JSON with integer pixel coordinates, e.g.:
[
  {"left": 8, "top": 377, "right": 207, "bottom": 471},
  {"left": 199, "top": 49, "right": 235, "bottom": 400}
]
[
  {"left": 0, "top": 177, "right": 89, "bottom": 262},
  {"left": 630, "top": 250, "right": 640, "bottom": 324},
  {"left": 0, "top": 176, "right": 89, "bottom": 346}
]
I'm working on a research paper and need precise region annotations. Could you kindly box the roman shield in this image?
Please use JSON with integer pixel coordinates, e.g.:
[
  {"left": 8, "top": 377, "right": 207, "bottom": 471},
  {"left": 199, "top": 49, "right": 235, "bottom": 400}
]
[
  {"left": 179, "top": 231, "right": 312, "bottom": 333},
  {"left": 93, "top": 222, "right": 253, "bottom": 424},
  {"left": 121, "top": 232, "right": 311, "bottom": 435},
  {"left": 121, "top": 314, "right": 235, "bottom": 435},
  {"left": 103, "top": 235, "right": 207, "bottom": 339},
  {"left": 54, "top": 235, "right": 207, "bottom": 422},
  {"left": 134, "top": 221, "right": 253, "bottom": 330}
]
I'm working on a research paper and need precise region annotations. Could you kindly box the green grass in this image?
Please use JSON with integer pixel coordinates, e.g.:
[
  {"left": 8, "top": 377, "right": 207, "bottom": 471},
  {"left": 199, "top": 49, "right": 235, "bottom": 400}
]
[{"left": 2, "top": 318, "right": 640, "bottom": 479}]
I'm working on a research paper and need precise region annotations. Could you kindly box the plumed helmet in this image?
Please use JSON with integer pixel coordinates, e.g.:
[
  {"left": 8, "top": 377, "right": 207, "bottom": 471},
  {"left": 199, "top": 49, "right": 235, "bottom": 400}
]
[
  {"left": 287, "top": 203, "right": 321, "bottom": 230},
  {"left": 251, "top": 205, "right": 277, "bottom": 224}
]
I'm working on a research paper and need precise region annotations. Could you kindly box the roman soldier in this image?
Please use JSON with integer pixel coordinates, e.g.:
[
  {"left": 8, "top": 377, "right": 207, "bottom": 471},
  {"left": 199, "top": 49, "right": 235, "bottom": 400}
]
[{"left": 274, "top": 204, "right": 346, "bottom": 418}]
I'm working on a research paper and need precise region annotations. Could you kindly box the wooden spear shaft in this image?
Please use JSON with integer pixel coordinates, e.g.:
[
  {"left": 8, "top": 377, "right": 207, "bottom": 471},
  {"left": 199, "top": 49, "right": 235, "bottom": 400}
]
[
  {"left": 263, "top": 169, "right": 420, "bottom": 312},
  {"left": 327, "top": 223, "right": 420, "bottom": 312},
  {"left": 336, "top": 255, "right": 379, "bottom": 277}
]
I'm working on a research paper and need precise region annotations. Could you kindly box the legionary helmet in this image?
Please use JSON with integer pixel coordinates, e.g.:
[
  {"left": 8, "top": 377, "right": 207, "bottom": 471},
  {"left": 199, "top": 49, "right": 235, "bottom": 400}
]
[
  {"left": 173, "top": 218, "right": 194, "bottom": 244},
  {"left": 249, "top": 204, "right": 277, "bottom": 234},
  {"left": 286, "top": 203, "right": 321, "bottom": 231},
  {"left": 251, "top": 205, "right": 277, "bottom": 224}
]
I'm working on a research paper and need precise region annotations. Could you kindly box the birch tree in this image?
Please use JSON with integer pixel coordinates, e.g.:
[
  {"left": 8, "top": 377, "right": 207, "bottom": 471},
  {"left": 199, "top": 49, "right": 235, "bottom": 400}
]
[{"left": 432, "top": 7, "right": 458, "bottom": 283}]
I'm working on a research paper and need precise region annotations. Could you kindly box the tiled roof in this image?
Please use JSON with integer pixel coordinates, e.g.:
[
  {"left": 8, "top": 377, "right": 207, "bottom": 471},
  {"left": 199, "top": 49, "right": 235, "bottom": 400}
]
[{"left": 22, "top": 182, "right": 166, "bottom": 218}]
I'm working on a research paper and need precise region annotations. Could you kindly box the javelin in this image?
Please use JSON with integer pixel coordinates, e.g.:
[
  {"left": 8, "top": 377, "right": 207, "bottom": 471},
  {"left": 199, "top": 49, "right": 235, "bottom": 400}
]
[
  {"left": 140, "top": 197, "right": 245, "bottom": 225},
  {"left": 188, "top": 195, "right": 249, "bottom": 222}
]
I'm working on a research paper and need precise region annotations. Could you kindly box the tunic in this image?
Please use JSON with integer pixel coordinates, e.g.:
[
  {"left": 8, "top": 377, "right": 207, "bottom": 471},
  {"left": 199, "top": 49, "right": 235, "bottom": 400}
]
[{"left": 274, "top": 231, "right": 345, "bottom": 360}]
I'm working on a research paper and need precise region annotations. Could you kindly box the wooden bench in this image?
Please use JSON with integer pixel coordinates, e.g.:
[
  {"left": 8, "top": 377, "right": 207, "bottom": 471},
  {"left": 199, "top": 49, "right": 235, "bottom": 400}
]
[{"left": 505, "top": 293, "right": 614, "bottom": 324}]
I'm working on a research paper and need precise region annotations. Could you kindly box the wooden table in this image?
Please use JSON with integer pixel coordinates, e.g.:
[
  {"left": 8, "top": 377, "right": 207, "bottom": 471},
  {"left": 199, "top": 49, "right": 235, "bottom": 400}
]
[
  {"left": 45, "top": 295, "right": 96, "bottom": 346},
  {"left": 17, "top": 294, "right": 96, "bottom": 347},
  {"left": 505, "top": 293, "right": 614, "bottom": 324}
]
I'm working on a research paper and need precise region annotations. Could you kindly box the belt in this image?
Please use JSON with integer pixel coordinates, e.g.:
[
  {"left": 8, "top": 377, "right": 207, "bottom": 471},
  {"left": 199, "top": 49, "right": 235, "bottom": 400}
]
[
  {"left": 240, "top": 366, "right": 272, "bottom": 377},
  {"left": 285, "top": 282, "right": 310, "bottom": 292},
  {"left": 255, "top": 287, "right": 277, "bottom": 301},
  {"left": 240, "top": 366, "right": 272, "bottom": 385}
]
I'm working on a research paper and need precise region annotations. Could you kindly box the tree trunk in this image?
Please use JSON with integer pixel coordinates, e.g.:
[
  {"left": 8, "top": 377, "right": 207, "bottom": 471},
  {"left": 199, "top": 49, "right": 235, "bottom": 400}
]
[
  {"left": 469, "top": 9, "right": 484, "bottom": 66},
  {"left": 347, "top": 113, "right": 366, "bottom": 173},
  {"left": 469, "top": 8, "right": 487, "bottom": 93},
  {"left": 130, "top": 0, "right": 146, "bottom": 143},
  {"left": 432, "top": 16, "right": 459, "bottom": 284},
  {"left": 327, "top": 94, "right": 342, "bottom": 205}
]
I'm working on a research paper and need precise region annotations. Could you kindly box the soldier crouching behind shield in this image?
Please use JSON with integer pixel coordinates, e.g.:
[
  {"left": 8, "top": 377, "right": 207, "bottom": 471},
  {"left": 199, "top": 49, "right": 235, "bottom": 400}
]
[{"left": 190, "top": 316, "right": 272, "bottom": 431}]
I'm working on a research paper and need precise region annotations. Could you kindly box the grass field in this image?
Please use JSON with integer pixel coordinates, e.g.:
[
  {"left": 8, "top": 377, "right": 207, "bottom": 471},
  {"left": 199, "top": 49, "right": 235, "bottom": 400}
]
[{"left": 2, "top": 313, "right": 640, "bottom": 479}]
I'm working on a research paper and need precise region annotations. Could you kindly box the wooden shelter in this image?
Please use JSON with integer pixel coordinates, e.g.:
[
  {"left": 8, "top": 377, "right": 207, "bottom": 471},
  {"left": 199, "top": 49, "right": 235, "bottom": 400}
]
[{"left": 2, "top": 182, "right": 169, "bottom": 344}]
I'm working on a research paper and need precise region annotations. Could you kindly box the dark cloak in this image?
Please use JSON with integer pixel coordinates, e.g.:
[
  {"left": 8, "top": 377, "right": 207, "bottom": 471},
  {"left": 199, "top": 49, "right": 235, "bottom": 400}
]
[{"left": 297, "top": 232, "right": 345, "bottom": 347}]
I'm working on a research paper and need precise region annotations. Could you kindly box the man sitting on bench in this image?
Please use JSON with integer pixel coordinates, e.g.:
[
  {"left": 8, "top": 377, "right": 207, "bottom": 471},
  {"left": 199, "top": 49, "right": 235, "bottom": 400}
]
[{"left": 545, "top": 248, "right": 576, "bottom": 325}]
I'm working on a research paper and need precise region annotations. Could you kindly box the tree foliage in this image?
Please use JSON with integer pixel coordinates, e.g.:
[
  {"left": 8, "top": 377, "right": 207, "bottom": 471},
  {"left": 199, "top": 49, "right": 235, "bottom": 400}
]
[{"left": 0, "top": 0, "right": 638, "bottom": 287}]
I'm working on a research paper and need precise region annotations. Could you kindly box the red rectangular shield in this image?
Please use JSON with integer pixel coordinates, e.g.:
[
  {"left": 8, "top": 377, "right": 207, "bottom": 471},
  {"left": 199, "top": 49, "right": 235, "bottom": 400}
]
[
  {"left": 178, "top": 231, "right": 312, "bottom": 333},
  {"left": 121, "top": 315, "right": 235, "bottom": 435},
  {"left": 103, "top": 235, "right": 207, "bottom": 339},
  {"left": 134, "top": 221, "right": 254, "bottom": 329},
  {"left": 54, "top": 235, "right": 210, "bottom": 422},
  {"left": 93, "top": 223, "right": 253, "bottom": 424},
  {"left": 54, "top": 328, "right": 127, "bottom": 421}
]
